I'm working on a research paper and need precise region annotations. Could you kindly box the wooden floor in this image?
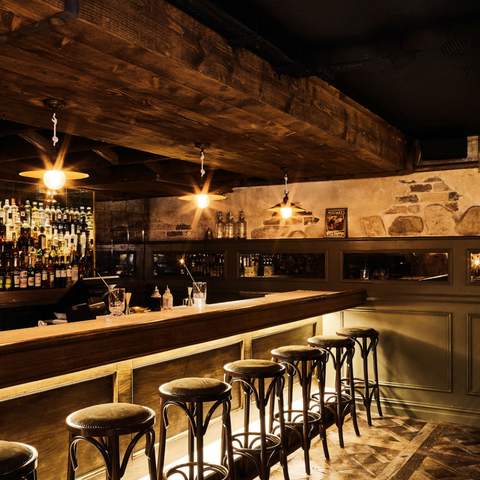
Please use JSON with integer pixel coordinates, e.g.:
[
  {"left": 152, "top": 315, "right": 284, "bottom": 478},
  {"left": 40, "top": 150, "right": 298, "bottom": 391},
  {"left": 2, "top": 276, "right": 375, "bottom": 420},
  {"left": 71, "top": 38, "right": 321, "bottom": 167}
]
[{"left": 270, "top": 415, "right": 480, "bottom": 480}]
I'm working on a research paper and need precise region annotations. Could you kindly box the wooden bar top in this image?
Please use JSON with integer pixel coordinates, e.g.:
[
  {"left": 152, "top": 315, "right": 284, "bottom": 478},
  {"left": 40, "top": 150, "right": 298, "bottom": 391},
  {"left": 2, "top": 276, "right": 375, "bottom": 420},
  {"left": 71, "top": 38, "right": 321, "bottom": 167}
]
[{"left": 0, "top": 289, "right": 365, "bottom": 389}]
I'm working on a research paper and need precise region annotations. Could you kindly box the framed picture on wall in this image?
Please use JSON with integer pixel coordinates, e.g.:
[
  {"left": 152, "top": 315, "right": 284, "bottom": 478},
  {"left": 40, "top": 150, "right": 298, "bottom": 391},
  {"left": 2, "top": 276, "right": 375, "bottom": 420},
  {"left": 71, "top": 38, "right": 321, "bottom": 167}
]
[{"left": 325, "top": 208, "right": 348, "bottom": 238}]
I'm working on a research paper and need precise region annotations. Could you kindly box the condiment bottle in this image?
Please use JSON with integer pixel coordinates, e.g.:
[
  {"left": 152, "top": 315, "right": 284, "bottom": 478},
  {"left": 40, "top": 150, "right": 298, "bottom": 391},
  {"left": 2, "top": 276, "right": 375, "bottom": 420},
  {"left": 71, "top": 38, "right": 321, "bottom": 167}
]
[{"left": 162, "top": 285, "right": 173, "bottom": 310}]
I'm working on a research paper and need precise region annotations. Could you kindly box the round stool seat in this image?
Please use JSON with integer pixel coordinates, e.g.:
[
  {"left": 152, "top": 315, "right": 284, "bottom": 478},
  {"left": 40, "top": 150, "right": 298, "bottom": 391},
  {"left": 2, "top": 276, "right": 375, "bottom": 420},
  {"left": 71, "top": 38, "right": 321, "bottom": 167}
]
[
  {"left": 271, "top": 345, "right": 324, "bottom": 361},
  {"left": 336, "top": 327, "right": 378, "bottom": 338},
  {"left": 0, "top": 440, "right": 37, "bottom": 477},
  {"left": 67, "top": 403, "right": 155, "bottom": 435},
  {"left": 159, "top": 377, "right": 231, "bottom": 402},
  {"left": 308, "top": 335, "right": 354, "bottom": 349},
  {"left": 224, "top": 359, "right": 285, "bottom": 378}
]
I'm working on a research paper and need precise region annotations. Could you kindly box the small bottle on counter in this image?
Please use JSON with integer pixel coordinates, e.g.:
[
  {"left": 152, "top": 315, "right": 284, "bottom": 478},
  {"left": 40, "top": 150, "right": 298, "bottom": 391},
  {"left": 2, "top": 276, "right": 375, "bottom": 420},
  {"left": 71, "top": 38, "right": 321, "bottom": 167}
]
[
  {"left": 151, "top": 285, "right": 162, "bottom": 311},
  {"left": 162, "top": 285, "right": 173, "bottom": 310}
]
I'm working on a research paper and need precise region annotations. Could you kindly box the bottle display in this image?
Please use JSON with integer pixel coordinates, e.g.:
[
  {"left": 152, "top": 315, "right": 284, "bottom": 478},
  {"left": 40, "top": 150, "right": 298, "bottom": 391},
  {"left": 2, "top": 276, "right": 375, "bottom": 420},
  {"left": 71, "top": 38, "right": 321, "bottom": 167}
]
[
  {"left": 214, "top": 210, "right": 248, "bottom": 240},
  {"left": 0, "top": 197, "right": 95, "bottom": 290},
  {"left": 153, "top": 252, "right": 224, "bottom": 278},
  {"left": 214, "top": 211, "right": 225, "bottom": 239},
  {"left": 239, "top": 253, "right": 326, "bottom": 278}
]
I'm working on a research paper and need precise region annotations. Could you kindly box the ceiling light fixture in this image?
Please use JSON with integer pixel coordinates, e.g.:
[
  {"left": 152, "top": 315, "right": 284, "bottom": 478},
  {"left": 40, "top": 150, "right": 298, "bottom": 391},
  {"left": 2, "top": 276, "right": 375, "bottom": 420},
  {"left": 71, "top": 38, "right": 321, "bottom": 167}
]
[
  {"left": 178, "top": 144, "right": 226, "bottom": 209},
  {"left": 19, "top": 101, "right": 89, "bottom": 190},
  {"left": 268, "top": 170, "right": 304, "bottom": 219}
]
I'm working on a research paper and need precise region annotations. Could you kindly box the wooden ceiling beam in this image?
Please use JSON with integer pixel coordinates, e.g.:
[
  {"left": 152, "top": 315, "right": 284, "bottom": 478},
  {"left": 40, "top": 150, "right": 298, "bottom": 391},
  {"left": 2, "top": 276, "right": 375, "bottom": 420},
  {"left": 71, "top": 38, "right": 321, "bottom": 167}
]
[{"left": 0, "top": 0, "right": 408, "bottom": 183}]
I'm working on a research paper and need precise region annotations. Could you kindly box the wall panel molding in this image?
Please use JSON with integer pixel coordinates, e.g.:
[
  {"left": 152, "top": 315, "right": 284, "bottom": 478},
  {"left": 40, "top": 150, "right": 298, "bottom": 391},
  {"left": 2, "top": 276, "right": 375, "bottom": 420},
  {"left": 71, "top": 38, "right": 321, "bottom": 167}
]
[
  {"left": 344, "top": 307, "right": 453, "bottom": 394},
  {"left": 467, "top": 314, "right": 480, "bottom": 396}
]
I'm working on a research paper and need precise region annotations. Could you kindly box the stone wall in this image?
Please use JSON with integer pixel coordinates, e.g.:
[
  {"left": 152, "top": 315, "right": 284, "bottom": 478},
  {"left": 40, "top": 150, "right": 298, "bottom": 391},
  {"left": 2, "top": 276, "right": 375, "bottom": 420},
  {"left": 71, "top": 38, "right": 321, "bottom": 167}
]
[{"left": 97, "top": 168, "right": 480, "bottom": 241}]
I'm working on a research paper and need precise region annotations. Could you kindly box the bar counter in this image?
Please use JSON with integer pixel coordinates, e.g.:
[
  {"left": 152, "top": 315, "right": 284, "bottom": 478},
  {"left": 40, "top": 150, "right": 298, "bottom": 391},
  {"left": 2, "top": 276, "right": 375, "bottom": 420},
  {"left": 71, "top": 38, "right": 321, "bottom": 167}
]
[
  {"left": 0, "top": 289, "right": 365, "bottom": 479},
  {"left": 0, "top": 289, "right": 365, "bottom": 389}
]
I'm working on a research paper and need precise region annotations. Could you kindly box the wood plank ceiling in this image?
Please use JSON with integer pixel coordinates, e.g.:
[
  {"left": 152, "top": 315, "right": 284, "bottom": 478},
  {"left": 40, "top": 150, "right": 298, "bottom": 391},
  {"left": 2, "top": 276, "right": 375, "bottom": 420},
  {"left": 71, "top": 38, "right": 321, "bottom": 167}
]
[{"left": 0, "top": 0, "right": 409, "bottom": 199}]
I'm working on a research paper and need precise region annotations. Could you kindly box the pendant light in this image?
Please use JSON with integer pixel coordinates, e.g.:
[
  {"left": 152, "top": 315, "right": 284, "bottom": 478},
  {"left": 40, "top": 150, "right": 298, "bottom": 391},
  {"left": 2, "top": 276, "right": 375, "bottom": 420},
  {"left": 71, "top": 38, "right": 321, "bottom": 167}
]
[
  {"left": 19, "top": 102, "right": 89, "bottom": 190},
  {"left": 178, "top": 145, "right": 226, "bottom": 209},
  {"left": 268, "top": 171, "right": 305, "bottom": 219}
]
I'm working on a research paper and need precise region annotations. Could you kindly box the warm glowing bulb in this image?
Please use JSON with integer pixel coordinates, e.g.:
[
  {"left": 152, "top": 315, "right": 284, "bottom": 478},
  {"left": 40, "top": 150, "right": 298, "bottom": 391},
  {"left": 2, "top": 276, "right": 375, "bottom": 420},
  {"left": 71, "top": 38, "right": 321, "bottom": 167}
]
[
  {"left": 179, "top": 258, "right": 185, "bottom": 265},
  {"left": 280, "top": 206, "right": 293, "bottom": 219},
  {"left": 43, "top": 169, "right": 66, "bottom": 190},
  {"left": 196, "top": 193, "right": 210, "bottom": 209}
]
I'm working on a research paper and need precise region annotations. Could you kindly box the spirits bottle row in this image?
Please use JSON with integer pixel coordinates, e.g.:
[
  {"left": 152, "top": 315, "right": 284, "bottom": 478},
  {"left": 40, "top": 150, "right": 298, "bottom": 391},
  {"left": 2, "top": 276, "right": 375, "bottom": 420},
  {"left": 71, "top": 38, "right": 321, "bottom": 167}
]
[
  {"left": 0, "top": 198, "right": 94, "bottom": 244},
  {"left": 0, "top": 246, "right": 94, "bottom": 291},
  {"left": 152, "top": 252, "right": 224, "bottom": 278},
  {"left": 210, "top": 211, "right": 247, "bottom": 240}
]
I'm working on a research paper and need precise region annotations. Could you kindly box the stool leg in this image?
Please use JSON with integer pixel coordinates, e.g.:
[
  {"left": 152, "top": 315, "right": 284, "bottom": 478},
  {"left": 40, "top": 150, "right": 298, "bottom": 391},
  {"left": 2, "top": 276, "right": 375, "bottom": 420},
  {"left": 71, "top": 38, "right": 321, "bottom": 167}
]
[
  {"left": 157, "top": 399, "right": 167, "bottom": 480},
  {"left": 372, "top": 338, "right": 383, "bottom": 417},
  {"left": 67, "top": 432, "right": 76, "bottom": 480},
  {"left": 222, "top": 399, "right": 236, "bottom": 480},
  {"left": 362, "top": 337, "right": 372, "bottom": 426},
  {"left": 108, "top": 435, "right": 121, "bottom": 480},
  {"left": 335, "top": 347, "right": 345, "bottom": 448},
  {"left": 188, "top": 402, "right": 195, "bottom": 480},
  {"left": 300, "top": 360, "right": 311, "bottom": 475},
  {"left": 145, "top": 428, "right": 157, "bottom": 480},
  {"left": 243, "top": 383, "right": 251, "bottom": 448},
  {"left": 268, "top": 371, "right": 276, "bottom": 434},
  {"left": 276, "top": 376, "right": 290, "bottom": 480},
  {"left": 258, "top": 378, "right": 268, "bottom": 480},
  {"left": 316, "top": 356, "right": 330, "bottom": 460},
  {"left": 195, "top": 401, "right": 205, "bottom": 480},
  {"left": 287, "top": 368, "right": 294, "bottom": 422},
  {"left": 348, "top": 348, "right": 361, "bottom": 437}
]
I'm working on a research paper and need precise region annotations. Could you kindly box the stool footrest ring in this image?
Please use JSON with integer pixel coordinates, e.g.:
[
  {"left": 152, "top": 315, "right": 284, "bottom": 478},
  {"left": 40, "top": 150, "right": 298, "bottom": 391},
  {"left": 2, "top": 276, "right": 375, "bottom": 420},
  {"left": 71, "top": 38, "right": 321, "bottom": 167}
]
[{"left": 165, "top": 461, "right": 229, "bottom": 480}]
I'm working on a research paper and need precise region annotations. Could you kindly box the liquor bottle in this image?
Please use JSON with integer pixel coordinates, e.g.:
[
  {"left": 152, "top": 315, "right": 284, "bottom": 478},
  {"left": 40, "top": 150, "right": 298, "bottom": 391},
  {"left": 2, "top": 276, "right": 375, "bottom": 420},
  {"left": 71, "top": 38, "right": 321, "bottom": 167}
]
[
  {"left": 31, "top": 201, "right": 38, "bottom": 228},
  {"left": 4, "top": 258, "right": 12, "bottom": 290},
  {"left": 225, "top": 211, "right": 234, "bottom": 239},
  {"left": 27, "top": 255, "right": 35, "bottom": 289},
  {"left": 48, "top": 258, "right": 55, "bottom": 288},
  {"left": 66, "top": 255, "right": 72, "bottom": 285},
  {"left": 41, "top": 256, "right": 48, "bottom": 288},
  {"left": 71, "top": 253, "right": 79, "bottom": 283},
  {"left": 38, "top": 226, "right": 47, "bottom": 251},
  {"left": 237, "top": 210, "right": 247, "bottom": 239},
  {"left": 19, "top": 255, "right": 28, "bottom": 290},
  {"left": 0, "top": 218, "right": 6, "bottom": 241},
  {"left": 10, "top": 198, "right": 18, "bottom": 225},
  {"left": 24, "top": 200, "right": 31, "bottom": 226},
  {"left": 215, "top": 211, "right": 225, "bottom": 239},
  {"left": 34, "top": 256, "right": 42, "bottom": 288},
  {"left": 12, "top": 254, "right": 20, "bottom": 289},
  {"left": 61, "top": 256, "right": 67, "bottom": 287}
]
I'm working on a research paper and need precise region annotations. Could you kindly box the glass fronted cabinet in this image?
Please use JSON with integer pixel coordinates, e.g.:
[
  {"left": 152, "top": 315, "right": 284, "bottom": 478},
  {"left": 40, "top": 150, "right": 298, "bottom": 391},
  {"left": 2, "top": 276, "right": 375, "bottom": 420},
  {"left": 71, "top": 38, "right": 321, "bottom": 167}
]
[
  {"left": 343, "top": 251, "right": 449, "bottom": 282},
  {"left": 239, "top": 252, "right": 326, "bottom": 279},
  {"left": 468, "top": 250, "right": 480, "bottom": 283},
  {"left": 152, "top": 252, "right": 224, "bottom": 278},
  {"left": 96, "top": 250, "right": 136, "bottom": 277}
]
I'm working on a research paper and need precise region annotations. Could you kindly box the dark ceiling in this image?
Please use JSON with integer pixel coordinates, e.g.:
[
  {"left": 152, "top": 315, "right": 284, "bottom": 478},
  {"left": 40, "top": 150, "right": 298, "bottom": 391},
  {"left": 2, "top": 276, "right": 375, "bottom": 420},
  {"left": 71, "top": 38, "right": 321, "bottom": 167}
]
[{"left": 174, "top": 0, "right": 480, "bottom": 145}]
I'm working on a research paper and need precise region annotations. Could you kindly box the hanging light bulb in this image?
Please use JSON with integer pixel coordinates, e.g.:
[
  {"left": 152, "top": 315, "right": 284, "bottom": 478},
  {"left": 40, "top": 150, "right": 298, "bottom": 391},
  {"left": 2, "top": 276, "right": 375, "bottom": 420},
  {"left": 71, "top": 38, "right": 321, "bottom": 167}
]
[
  {"left": 43, "top": 169, "right": 66, "bottom": 190},
  {"left": 178, "top": 145, "right": 226, "bottom": 208},
  {"left": 268, "top": 171, "right": 304, "bottom": 219},
  {"left": 19, "top": 103, "right": 88, "bottom": 189}
]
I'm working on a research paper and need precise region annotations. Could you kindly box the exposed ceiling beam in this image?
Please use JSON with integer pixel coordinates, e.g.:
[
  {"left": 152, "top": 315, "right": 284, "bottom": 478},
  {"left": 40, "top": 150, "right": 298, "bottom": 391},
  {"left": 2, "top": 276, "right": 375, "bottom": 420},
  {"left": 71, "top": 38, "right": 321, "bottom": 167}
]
[{"left": 0, "top": 0, "right": 408, "bottom": 182}]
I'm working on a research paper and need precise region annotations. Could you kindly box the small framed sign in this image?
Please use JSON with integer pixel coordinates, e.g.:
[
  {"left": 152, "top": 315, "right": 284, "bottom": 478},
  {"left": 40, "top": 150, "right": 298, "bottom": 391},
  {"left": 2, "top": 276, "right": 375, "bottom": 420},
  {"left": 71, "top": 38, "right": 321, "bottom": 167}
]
[{"left": 325, "top": 208, "right": 348, "bottom": 238}]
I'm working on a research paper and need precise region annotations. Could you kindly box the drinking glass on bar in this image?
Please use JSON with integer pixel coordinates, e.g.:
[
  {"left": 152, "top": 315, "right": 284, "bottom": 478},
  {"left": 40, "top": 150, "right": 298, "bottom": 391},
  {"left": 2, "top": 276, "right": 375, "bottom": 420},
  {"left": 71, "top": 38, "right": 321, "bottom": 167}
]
[
  {"left": 108, "top": 288, "right": 126, "bottom": 316},
  {"left": 192, "top": 282, "right": 207, "bottom": 309}
]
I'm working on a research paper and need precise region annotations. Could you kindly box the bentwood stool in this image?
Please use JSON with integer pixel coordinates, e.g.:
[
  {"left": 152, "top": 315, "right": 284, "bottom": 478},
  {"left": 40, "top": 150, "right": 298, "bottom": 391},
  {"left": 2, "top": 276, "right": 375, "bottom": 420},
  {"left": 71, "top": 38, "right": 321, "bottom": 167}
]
[
  {"left": 223, "top": 359, "right": 290, "bottom": 480},
  {"left": 66, "top": 403, "right": 157, "bottom": 480},
  {"left": 270, "top": 345, "right": 330, "bottom": 474},
  {"left": 157, "top": 377, "right": 235, "bottom": 480},
  {"left": 336, "top": 327, "right": 383, "bottom": 426},
  {"left": 307, "top": 335, "right": 360, "bottom": 448},
  {"left": 0, "top": 441, "right": 38, "bottom": 480}
]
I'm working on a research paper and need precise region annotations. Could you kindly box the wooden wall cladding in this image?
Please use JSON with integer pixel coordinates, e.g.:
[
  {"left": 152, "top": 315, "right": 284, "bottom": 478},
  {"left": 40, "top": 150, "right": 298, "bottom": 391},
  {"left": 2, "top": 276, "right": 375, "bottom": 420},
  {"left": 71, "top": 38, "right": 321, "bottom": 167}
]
[
  {"left": 251, "top": 323, "right": 317, "bottom": 359},
  {"left": 343, "top": 308, "right": 453, "bottom": 393},
  {"left": 468, "top": 315, "right": 480, "bottom": 395},
  {"left": 133, "top": 342, "right": 242, "bottom": 439},
  {"left": 0, "top": 375, "right": 114, "bottom": 480}
]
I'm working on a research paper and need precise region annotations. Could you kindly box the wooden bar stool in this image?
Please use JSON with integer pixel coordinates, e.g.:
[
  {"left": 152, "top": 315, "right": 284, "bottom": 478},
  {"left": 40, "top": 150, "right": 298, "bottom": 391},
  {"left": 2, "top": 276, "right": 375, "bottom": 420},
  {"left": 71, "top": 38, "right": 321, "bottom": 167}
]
[
  {"left": 308, "top": 335, "right": 360, "bottom": 448},
  {"left": 66, "top": 403, "right": 157, "bottom": 480},
  {"left": 270, "top": 345, "right": 330, "bottom": 475},
  {"left": 0, "top": 441, "right": 38, "bottom": 480},
  {"left": 336, "top": 327, "right": 383, "bottom": 426},
  {"left": 223, "top": 359, "right": 290, "bottom": 480},
  {"left": 157, "top": 377, "right": 235, "bottom": 480}
]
